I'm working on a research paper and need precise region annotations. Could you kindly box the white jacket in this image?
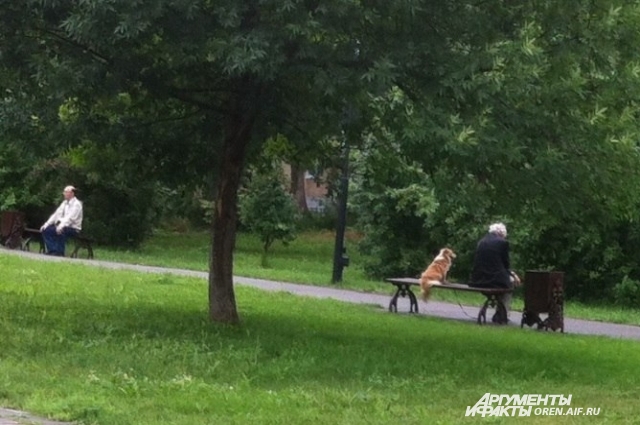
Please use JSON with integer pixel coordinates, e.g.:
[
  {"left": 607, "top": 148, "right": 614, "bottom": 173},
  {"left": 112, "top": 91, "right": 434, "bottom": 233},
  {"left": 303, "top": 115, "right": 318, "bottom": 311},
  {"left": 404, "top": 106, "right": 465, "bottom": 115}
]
[{"left": 43, "top": 197, "right": 83, "bottom": 231}]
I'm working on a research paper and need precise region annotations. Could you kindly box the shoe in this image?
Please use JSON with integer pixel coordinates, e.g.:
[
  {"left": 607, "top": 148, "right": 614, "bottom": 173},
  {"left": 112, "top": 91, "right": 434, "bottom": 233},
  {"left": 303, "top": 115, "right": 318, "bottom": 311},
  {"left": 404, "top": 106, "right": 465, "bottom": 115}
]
[{"left": 491, "top": 314, "right": 510, "bottom": 325}]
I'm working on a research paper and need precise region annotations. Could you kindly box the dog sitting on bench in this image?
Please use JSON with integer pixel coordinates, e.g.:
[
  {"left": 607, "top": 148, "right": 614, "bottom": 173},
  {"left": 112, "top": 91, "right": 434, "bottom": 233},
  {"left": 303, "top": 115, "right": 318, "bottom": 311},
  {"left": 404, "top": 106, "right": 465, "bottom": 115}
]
[{"left": 420, "top": 248, "right": 456, "bottom": 301}]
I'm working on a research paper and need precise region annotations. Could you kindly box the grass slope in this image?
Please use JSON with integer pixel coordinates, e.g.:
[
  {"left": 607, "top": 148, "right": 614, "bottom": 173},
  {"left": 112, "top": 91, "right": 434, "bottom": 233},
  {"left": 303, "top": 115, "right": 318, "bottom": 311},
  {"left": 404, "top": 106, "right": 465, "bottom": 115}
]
[{"left": 1, "top": 254, "right": 639, "bottom": 424}]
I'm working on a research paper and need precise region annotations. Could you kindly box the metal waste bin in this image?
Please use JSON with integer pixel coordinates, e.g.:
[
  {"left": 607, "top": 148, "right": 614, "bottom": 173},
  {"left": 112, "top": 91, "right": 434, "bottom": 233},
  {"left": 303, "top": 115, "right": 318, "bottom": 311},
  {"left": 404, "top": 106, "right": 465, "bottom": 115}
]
[
  {"left": 521, "top": 270, "right": 564, "bottom": 332},
  {"left": 0, "top": 210, "right": 25, "bottom": 249}
]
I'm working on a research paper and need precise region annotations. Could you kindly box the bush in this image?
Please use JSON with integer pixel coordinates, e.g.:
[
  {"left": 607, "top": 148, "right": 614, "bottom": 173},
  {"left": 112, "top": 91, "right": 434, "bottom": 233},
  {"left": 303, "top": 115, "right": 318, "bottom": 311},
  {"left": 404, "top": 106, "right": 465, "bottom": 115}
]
[
  {"left": 81, "top": 183, "right": 158, "bottom": 248},
  {"left": 239, "top": 166, "right": 299, "bottom": 266},
  {"left": 613, "top": 276, "right": 640, "bottom": 308},
  {"left": 297, "top": 204, "right": 338, "bottom": 231},
  {"left": 154, "top": 185, "right": 213, "bottom": 230}
]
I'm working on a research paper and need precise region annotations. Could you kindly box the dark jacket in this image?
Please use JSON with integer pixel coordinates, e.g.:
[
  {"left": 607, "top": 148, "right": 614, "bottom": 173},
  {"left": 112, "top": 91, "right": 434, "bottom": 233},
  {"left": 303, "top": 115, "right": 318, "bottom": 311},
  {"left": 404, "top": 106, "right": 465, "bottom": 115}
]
[{"left": 469, "top": 232, "right": 511, "bottom": 289}]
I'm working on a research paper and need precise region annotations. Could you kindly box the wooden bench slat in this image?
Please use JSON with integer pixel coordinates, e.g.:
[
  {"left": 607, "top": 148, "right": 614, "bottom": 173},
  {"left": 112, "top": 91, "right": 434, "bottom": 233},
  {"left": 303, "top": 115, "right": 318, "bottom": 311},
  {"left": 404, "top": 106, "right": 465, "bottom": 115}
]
[
  {"left": 385, "top": 278, "right": 513, "bottom": 294},
  {"left": 385, "top": 276, "right": 511, "bottom": 323}
]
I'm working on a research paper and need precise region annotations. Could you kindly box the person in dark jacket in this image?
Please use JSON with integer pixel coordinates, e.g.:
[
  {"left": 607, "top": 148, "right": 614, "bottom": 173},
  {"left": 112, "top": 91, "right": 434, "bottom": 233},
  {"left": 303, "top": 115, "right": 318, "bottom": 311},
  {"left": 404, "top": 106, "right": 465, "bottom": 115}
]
[{"left": 470, "top": 222, "right": 520, "bottom": 323}]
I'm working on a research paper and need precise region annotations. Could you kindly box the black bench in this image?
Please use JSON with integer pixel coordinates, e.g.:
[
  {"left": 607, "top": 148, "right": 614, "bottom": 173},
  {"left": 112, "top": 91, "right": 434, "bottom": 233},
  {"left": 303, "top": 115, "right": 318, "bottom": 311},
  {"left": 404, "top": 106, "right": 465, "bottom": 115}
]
[
  {"left": 22, "top": 227, "right": 95, "bottom": 259},
  {"left": 70, "top": 234, "right": 95, "bottom": 259},
  {"left": 385, "top": 277, "right": 513, "bottom": 325}
]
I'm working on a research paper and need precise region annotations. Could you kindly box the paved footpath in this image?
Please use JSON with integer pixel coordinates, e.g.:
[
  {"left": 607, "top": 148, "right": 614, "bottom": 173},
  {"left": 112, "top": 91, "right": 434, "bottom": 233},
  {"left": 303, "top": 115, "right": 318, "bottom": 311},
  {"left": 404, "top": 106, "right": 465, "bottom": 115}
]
[
  {"left": 2, "top": 248, "right": 640, "bottom": 423},
  {"left": 0, "top": 408, "right": 73, "bottom": 425}
]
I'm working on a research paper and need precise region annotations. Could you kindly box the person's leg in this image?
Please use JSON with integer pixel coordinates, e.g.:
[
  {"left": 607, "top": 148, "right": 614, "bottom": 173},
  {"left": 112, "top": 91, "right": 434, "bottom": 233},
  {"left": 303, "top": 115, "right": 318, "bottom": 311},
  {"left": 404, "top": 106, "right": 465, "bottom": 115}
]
[
  {"left": 42, "top": 225, "right": 61, "bottom": 255},
  {"left": 493, "top": 281, "right": 514, "bottom": 324},
  {"left": 59, "top": 228, "right": 78, "bottom": 257},
  {"left": 501, "top": 291, "right": 513, "bottom": 317}
]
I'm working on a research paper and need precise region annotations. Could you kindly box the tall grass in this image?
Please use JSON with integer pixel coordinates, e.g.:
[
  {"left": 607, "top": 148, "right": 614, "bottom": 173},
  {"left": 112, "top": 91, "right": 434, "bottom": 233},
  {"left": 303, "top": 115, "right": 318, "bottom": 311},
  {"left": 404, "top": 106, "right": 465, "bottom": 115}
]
[
  {"left": 1, "top": 254, "right": 639, "bottom": 424},
  {"left": 96, "top": 230, "right": 640, "bottom": 326}
]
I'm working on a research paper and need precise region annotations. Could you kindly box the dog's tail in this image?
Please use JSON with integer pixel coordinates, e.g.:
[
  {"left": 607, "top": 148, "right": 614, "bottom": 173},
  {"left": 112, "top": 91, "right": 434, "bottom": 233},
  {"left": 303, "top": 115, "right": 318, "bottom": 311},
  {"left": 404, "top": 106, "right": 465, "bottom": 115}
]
[{"left": 420, "top": 279, "right": 441, "bottom": 301}]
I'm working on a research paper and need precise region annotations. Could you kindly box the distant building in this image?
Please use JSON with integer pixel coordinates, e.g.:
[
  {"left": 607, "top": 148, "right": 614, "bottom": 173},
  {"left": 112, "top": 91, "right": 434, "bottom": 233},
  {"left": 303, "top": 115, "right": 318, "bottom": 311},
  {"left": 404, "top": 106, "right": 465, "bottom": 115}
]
[
  {"left": 304, "top": 171, "right": 328, "bottom": 213},
  {"left": 282, "top": 164, "right": 329, "bottom": 213}
]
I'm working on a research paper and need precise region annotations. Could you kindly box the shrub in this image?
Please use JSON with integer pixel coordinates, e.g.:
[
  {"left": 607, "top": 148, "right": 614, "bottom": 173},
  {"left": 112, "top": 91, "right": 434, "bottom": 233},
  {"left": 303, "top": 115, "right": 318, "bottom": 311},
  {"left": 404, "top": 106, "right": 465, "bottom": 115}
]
[
  {"left": 82, "top": 183, "right": 157, "bottom": 247},
  {"left": 297, "top": 204, "right": 338, "bottom": 231},
  {"left": 613, "top": 276, "right": 640, "bottom": 308},
  {"left": 239, "top": 166, "right": 299, "bottom": 267}
]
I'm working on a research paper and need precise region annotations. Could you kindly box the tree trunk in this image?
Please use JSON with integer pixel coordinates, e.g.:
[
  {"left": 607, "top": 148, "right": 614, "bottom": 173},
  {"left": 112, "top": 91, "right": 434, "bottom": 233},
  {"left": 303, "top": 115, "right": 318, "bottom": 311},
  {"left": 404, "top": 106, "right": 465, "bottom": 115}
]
[
  {"left": 209, "top": 88, "right": 258, "bottom": 324},
  {"left": 290, "top": 163, "right": 309, "bottom": 213}
]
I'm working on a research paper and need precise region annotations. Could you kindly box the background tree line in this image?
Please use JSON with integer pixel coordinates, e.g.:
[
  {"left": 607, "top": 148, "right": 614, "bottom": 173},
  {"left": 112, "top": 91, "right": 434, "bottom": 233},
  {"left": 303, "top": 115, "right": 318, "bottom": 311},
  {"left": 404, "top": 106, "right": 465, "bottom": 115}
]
[{"left": 2, "top": 1, "right": 640, "bottom": 321}]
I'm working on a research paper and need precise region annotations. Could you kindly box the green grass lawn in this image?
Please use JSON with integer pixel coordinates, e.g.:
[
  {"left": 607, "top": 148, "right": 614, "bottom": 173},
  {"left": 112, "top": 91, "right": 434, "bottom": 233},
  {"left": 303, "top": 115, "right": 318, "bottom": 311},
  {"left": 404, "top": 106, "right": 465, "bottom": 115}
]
[
  {"left": 1, "top": 254, "right": 639, "bottom": 424},
  {"left": 95, "top": 230, "right": 640, "bottom": 326}
]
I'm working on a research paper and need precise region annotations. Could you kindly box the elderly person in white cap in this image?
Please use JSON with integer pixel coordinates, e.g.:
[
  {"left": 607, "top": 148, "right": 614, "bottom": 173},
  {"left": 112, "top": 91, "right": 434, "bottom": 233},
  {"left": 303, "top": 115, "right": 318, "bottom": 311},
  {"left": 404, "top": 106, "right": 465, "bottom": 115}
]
[
  {"left": 469, "top": 222, "right": 521, "bottom": 324},
  {"left": 40, "top": 185, "right": 83, "bottom": 256}
]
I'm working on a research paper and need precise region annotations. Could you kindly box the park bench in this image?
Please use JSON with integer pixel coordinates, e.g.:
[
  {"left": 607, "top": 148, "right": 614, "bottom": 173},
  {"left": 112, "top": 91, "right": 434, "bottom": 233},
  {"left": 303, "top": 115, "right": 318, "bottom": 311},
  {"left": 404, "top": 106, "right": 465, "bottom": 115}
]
[
  {"left": 385, "top": 277, "right": 513, "bottom": 325},
  {"left": 22, "top": 227, "right": 95, "bottom": 259}
]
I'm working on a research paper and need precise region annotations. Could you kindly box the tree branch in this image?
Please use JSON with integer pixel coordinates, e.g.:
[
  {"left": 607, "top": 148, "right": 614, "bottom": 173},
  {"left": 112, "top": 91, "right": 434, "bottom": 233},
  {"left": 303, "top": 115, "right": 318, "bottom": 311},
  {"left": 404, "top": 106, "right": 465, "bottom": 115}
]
[
  {"left": 129, "top": 110, "right": 204, "bottom": 128},
  {"left": 37, "top": 27, "right": 112, "bottom": 65}
]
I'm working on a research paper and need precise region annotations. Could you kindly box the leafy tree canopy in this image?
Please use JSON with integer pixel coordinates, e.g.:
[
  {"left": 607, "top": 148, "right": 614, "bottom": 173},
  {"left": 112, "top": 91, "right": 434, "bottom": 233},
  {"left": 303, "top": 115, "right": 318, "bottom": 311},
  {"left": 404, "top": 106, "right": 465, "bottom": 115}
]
[
  {"left": 4, "top": 0, "right": 640, "bottom": 316},
  {"left": 352, "top": 2, "right": 640, "bottom": 300}
]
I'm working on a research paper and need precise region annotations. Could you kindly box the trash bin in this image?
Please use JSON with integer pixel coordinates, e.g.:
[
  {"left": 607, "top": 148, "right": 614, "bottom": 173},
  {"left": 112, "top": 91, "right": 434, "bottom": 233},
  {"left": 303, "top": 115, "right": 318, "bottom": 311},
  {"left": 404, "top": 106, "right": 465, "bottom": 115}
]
[
  {"left": 521, "top": 270, "right": 564, "bottom": 332},
  {"left": 1, "top": 210, "right": 25, "bottom": 249}
]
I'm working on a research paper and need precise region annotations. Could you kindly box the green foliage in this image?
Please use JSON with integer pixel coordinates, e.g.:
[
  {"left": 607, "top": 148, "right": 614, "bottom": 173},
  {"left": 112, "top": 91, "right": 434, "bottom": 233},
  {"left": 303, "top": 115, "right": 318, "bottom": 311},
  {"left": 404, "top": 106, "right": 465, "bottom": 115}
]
[
  {"left": 0, "top": 149, "right": 33, "bottom": 210},
  {"left": 613, "top": 276, "right": 640, "bottom": 308},
  {"left": 352, "top": 134, "right": 440, "bottom": 277},
  {"left": 5, "top": 0, "right": 640, "bottom": 307},
  {"left": 83, "top": 183, "right": 157, "bottom": 247},
  {"left": 350, "top": 1, "right": 640, "bottom": 300},
  {"left": 56, "top": 143, "right": 160, "bottom": 247},
  {"left": 239, "top": 165, "right": 298, "bottom": 266},
  {"left": 154, "top": 185, "right": 213, "bottom": 230},
  {"left": 0, "top": 0, "right": 420, "bottom": 296},
  {"left": 296, "top": 208, "right": 338, "bottom": 232},
  {"left": 0, "top": 92, "right": 61, "bottom": 212}
]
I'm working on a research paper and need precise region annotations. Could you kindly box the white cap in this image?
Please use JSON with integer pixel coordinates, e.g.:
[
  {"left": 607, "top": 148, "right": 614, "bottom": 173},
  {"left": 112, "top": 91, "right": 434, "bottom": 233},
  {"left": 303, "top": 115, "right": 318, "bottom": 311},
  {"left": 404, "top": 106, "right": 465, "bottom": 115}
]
[{"left": 63, "top": 185, "right": 76, "bottom": 193}]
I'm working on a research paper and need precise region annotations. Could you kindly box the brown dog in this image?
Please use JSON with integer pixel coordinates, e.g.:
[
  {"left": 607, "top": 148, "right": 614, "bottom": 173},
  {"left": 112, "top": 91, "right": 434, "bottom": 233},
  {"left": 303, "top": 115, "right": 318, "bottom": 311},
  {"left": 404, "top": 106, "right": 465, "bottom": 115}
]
[{"left": 420, "top": 248, "right": 456, "bottom": 301}]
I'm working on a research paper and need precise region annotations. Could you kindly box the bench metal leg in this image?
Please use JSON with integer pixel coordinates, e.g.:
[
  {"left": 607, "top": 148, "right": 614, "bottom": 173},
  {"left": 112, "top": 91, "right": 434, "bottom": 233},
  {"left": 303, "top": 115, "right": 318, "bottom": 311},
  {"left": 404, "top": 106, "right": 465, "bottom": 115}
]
[
  {"left": 21, "top": 236, "right": 31, "bottom": 252},
  {"left": 71, "top": 245, "right": 80, "bottom": 258},
  {"left": 478, "top": 299, "right": 488, "bottom": 324},
  {"left": 70, "top": 239, "right": 94, "bottom": 259},
  {"left": 22, "top": 236, "right": 45, "bottom": 253},
  {"left": 389, "top": 288, "right": 400, "bottom": 312},
  {"left": 407, "top": 288, "right": 418, "bottom": 313},
  {"left": 388, "top": 284, "right": 419, "bottom": 314},
  {"left": 478, "top": 294, "right": 507, "bottom": 325}
]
